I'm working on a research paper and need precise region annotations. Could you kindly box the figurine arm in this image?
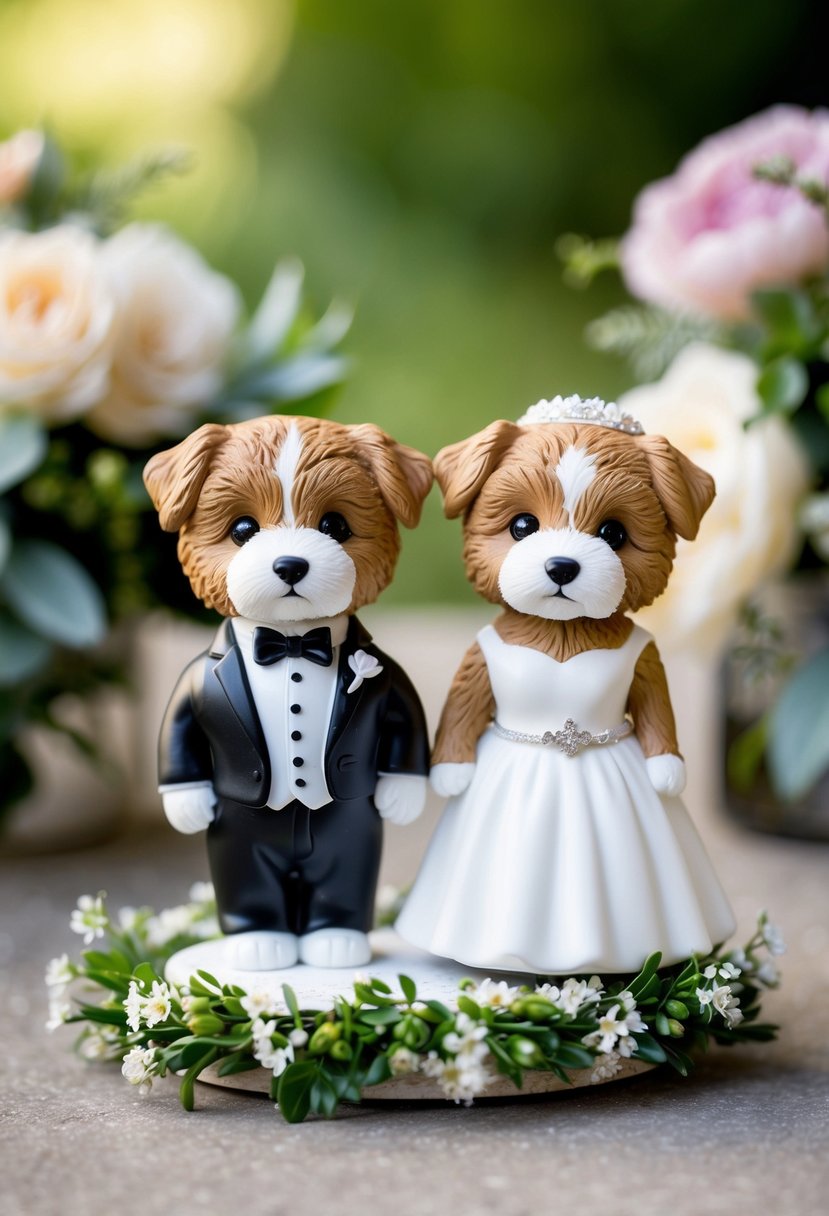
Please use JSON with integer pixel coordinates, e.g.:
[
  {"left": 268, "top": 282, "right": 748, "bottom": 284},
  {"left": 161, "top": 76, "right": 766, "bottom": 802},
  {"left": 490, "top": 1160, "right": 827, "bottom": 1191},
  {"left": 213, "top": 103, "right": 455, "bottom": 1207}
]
[
  {"left": 158, "top": 660, "right": 216, "bottom": 831},
  {"left": 431, "top": 641, "right": 494, "bottom": 765},
  {"left": 376, "top": 661, "right": 430, "bottom": 826},
  {"left": 627, "top": 641, "right": 686, "bottom": 796}
]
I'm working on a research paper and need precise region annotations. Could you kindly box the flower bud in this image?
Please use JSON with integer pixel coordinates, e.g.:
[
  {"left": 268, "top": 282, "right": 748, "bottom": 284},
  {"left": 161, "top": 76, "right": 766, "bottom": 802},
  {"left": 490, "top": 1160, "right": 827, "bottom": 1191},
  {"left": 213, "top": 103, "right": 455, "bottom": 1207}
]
[
  {"left": 186, "top": 996, "right": 212, "bottom": 1018},
  {"left": 506, "top": 1035, "right": 544, "bottom": 1068},
  {"left": 667, "top": 1019, "right": 685, "bottom": 1038},
  {"left": 511, "top": 997, "right": 556, "bottom": 1022},
  {"left": 665, "top": 1000, "right": 689, "bottom": 1020},
  {"left": 187, "top": 1013, "right": 224, "bottom": 1036},
  {"left": 329, "top": 1039, "right": 353, "bottom": 1062},
  {"left": 392, "top": 1015, "right": 430, "bottom": 1050},
  {"left": 309, "top": 1022, "right": 342, "bottom": 1054}
]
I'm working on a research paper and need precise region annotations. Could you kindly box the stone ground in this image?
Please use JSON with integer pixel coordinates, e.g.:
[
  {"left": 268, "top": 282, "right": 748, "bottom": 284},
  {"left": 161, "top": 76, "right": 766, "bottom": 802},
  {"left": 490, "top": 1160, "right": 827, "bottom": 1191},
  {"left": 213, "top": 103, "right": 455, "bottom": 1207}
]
[{"left": 2, "top": 612, "right": 828, "bottom": 1215}]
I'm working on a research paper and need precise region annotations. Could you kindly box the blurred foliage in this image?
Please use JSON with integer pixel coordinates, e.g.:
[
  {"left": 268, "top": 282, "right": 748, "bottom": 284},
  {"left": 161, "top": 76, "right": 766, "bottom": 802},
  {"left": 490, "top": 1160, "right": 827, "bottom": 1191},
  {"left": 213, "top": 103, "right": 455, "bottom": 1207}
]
[{"left": 0, "top": 0, "right": 824, "bottom": 603}]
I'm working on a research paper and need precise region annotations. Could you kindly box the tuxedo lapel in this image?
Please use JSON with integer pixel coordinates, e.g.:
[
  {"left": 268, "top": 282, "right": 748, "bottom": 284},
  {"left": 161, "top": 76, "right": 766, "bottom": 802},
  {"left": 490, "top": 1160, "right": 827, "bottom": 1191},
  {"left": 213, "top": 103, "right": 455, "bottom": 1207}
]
[
  {"left": 326, "top": 617, "right": 375, "bottom": 754},
  {"left": 209, "top": 622, "right": 268, "bottom": 760}
]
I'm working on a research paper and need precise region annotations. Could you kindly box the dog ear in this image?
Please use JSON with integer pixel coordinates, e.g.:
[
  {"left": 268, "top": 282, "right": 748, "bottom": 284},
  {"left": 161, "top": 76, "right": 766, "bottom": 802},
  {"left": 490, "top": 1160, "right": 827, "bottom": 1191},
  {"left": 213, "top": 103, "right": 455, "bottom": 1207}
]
[
  {"left": 143, "top": 424, "right": 230, "bottom": 532},
  {"left": 349, "top": 424, "right": 433, "bottom": 528},
  {"left": 636, "top": 434, "right": 715, "bottom": 541},
  {"left": 435, "top": 420, "right": 521, "bottom": 518}
]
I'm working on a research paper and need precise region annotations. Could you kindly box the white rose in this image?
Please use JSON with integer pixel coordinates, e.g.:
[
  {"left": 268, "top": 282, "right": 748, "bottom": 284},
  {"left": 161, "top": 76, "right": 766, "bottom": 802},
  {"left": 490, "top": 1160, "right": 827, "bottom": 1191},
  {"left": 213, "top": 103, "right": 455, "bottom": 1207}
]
[
  {"left": 620, "top": 343, "right": 811, "bottom": 654},
  {"left": 85, "top": 224, "right": 240, "bottom": 446},
  {"left": 0, "top": 226, "right": 115, "bottom": 422},
  {"left": 0, "top": 130, "right": 44, "bottom": 203}
]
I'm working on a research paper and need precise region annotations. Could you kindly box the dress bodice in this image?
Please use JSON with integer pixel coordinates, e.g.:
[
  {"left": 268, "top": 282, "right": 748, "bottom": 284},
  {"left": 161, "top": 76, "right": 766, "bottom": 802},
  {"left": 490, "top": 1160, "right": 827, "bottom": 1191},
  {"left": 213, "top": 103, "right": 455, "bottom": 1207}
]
[{"left": 477, "top": 622, "right": 652, "bottom": 736}]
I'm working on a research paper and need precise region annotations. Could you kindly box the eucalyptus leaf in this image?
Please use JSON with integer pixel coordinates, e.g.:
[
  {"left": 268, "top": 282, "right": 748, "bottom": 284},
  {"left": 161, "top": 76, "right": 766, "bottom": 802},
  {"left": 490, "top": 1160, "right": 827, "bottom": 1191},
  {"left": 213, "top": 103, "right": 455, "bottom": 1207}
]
[
  {"left": 767, "top": 647, "right": 829, "bottom": 800},
  {"left": 756, "top": 357, "right": 808, "bottom": 416},
  {"left": 0, "top": 415, "right": 48, "bottom": 494},
  {"left": 0, "top": 541, "right": 106, "bottom": 648},
  {"left": 237, "top": 353, "right": 349, "bottom": 404},
  {"left": 245, "top": 259, "right": 305, "bottom": 364},
  {"left": 0, "top": 610, "right": 52, "bottom": 686}
]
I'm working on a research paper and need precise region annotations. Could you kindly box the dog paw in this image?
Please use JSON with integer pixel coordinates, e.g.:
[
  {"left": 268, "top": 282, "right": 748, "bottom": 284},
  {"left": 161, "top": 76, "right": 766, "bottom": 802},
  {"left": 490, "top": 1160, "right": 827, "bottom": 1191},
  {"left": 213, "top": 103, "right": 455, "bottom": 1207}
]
[
  {"left": 160, "top": 783, "right": 216, "bottom": 834},
  {"left": 299, "top": 929, "right": 371, "bottom": 968},
  {"left": 225, "top": 931, "right": 299, "bottom": 971},
  {"left": 430, "top": 762, "right": 476, "bottom": 797},
  {"left": 646, "top": 754, "right": 687, "bottom": 796},
  {"left": 374, "top": 773, "right": 428, "bottom": 825}
]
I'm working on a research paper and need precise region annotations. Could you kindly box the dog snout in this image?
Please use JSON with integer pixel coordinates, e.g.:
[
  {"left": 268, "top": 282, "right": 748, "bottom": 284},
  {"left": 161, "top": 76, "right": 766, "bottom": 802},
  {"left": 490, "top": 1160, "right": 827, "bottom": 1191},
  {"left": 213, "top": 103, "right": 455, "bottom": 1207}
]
[
  {"left": 272, "top": 556, "right": 310, "bottom": 585},
  {"left": 545, "top": 557, "right": 580, "bottom": 586}
]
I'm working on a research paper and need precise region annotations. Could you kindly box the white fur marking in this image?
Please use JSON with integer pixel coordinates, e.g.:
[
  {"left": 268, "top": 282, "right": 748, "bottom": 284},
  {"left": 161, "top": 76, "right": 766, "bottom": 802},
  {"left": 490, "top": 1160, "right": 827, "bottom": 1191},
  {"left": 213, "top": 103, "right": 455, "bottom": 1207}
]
[
  {"left": 274, "top": 423, "right": 303, "bottom": 525},
  {"left": 555, "top": 446, "right": 597, "bottom": 520}
]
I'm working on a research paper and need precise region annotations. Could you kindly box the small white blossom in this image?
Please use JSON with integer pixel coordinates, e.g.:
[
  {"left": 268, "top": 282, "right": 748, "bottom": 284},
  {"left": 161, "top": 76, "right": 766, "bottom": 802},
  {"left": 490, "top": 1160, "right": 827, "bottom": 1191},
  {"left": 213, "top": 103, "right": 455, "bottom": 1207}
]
[
  {"left": 45, "top": 954, "right": 74, "bottom": 991},
  {"left": 389, "top": 1047, "right": 420, "bottom": 1076},
  {"left": 121, "top": 1045, "right": 159, "bottom": 1094},
  {"left": 251, "top": 1019, "right": 294, "bottom": 1076},
  {"left": 422, "top": 1051, "right": 492, "bottom": 1104},
  {"left": 346, "top": 649, "right": 383, "bottom": 694},
  {"left": 79, "top": 1028, "right": 120, "bottom": 1060},
  {"left": 704, "top": 961, "right": 741, "bottom": 981},
  {"left": 70, "top": 894, "right": 108, "bottom": 945},
  {"left": 145, "top": 905, "right": 194, "bottom": 948},
  {"left": 288, "top": 1028, "right": 308, "bottom": 1049},
  {"left": 583, "top": 997, "right": 645, "bottom": 1056},
  {"left": 756, "top": 959, "right": 780, "bottom": 987},
  {"left": 558, "top": 977, "right": 602, "bottom": 1015},
  {"left": 45, "top": 994, "right": 72, "bottom": 1032},
  {"left": 443, "top": 1012, "right": 489, "bottom": 1061},
  {"left": 467, "top": 978, "right": 520, "bottom": 1009},
  {"left": 117, "top": 906, "right": 140, "bottom": 932},
  {"left": 189, "top": 881, "right": 215, "bottom": 904},
  {"left": 143, "top": 980, "right": 173, "bottom": 1028},
  {"left": 762, "top": 920, "right": 786, "bottom": 956},
  {"left": 241, "top": 990, "right": 275, "bottom": 1020},
  {"left": 124, "top": 981, "right": 145, "bottom": 1032},
  {"left": 590, "top": 1051, "right": 623, "bottom": 1084}
]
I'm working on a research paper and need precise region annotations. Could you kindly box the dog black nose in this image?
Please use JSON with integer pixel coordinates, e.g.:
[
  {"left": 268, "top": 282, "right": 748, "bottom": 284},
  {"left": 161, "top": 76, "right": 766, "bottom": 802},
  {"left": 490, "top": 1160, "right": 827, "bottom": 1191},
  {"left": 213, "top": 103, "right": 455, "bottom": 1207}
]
[
  {"left": 545, "top": 557, "right": 580, "bottom": 585},
  {"left": 273, "top": 556, "right": 309, "bottom": 585}
]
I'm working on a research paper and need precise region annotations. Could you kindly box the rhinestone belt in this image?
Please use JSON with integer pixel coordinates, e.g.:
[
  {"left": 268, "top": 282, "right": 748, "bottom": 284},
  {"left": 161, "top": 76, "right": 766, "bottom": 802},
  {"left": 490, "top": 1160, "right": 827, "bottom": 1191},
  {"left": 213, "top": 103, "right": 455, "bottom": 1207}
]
[{"left": 492, "top": 717, "right": 633, "bottom": 757}]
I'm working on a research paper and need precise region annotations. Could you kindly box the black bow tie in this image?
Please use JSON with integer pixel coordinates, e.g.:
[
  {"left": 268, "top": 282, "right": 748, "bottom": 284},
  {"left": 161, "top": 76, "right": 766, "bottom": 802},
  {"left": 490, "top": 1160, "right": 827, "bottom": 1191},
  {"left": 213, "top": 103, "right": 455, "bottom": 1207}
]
[{"left": 252, "top": 626, "right": 334, "bottom": 668}]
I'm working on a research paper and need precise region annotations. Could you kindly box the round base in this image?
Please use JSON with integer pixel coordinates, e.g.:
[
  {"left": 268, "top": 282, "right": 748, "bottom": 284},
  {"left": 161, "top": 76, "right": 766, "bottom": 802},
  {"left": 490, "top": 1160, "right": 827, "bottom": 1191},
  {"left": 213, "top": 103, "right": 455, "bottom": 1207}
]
[{"left": 166, "top": 930, "right": 655, "bottom": 1100}]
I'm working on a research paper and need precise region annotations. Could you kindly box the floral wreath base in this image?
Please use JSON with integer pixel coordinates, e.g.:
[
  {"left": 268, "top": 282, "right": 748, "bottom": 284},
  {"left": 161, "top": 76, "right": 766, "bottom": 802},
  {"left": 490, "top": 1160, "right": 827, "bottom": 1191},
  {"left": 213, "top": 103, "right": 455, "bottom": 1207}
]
[{"left": 47, "top": 888, "right": 783, "bottom": 1124}]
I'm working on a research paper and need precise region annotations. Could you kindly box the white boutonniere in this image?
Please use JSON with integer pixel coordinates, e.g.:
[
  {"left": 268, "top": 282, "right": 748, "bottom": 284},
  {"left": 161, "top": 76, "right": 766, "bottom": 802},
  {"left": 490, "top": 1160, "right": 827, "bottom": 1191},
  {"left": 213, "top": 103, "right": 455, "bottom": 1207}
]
[{"left": 346, "top": 649, "right": 384, "bottom": 694}]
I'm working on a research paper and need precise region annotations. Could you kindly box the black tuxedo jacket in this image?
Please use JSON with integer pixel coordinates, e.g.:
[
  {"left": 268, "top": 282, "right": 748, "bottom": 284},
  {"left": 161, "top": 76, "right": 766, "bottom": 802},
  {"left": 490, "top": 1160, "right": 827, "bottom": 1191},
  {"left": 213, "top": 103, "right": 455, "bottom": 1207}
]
[{"left": 158, "top": 616, "right": 429, "bottom": 807}]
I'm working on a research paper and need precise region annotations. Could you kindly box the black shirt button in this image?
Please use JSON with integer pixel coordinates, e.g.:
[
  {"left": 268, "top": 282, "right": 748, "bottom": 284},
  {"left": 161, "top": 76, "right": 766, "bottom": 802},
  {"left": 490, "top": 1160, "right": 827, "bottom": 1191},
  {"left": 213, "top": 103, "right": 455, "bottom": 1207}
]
[
  {"left": 290, "top": 704, "right": 301, "bottom": 714},
  {"left": 291, "top": 672, "right": 302, "bottom": 683},
  {"left": 295, "top": 778, "right": 306, "bottom": 788},
  {"left": 253, "top": 769, "right": 262, "bottom": 782},
  {"left": 291, "top": 730, "right": 302, "bottom": 741},
  {"left": 293, "top": 757, "right": 304, "bottom": 767}
]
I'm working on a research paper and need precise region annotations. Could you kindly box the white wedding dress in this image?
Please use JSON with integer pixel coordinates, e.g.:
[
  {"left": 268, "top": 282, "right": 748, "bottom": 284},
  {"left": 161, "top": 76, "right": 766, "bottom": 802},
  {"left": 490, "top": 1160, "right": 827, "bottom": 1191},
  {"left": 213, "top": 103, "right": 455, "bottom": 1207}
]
[{"left": 397, "top": 623, "right": 735, "bottom": 975}]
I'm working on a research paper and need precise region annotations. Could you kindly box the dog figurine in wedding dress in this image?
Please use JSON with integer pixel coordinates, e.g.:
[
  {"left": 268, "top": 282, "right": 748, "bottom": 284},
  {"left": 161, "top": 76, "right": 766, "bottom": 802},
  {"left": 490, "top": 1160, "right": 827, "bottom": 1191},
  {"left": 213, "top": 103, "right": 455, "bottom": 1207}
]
[
  {"left": 397, "top": 396, "right": 735, "bottom": 974},
  {"left": 145, "top": 416, "right": 432, "bottom": 971}
]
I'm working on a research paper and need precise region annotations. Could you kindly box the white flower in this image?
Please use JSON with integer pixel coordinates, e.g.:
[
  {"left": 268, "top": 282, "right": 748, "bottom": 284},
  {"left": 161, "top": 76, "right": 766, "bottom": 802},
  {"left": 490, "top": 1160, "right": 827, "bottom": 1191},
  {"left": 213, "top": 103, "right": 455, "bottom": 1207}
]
[
  {"left": 422, "top": 1051, "right": 492, "bottom": 1104},
  {"left": 558, "top": 977, "right": 602, "bottom": 1015},
  {"left": 583, "top": 997, "right": 645, "bottom": 1056},
  {"left": 288, "top": 1028, "right": 308, "bottom": 1049},
  {"left": 389, "top": 1047, "right": 421, "bottom": 1076},
  {"left": 622, "top": 344, "right": 810, "bottom": 654},
  {"left": 188, "top": 881, "right": 215, "bottom": 904},
  {"left": 124, "top": 981, "right": 145, "bottom": 1032},
  {"left": 590, "top": 1051, "right": 623, "bottom": 1084},
  {"left": 117, "top": 906, "right": 139, "bottom": 932},
  {"left": 45, "top": 993, "right": 72, "bottom": 1032},
  {"left": 0, "top": 227, "right": 116, "bottom": 423},
  {"left": 443, "top": 1012, "right": 489, "bottom": 1061},
  {"left": 251, "top": 1019, "right": 294, "bottom": 1076},
  {"left": 0, "top": 130, "right": 44, "bottom": 204},
  {"left": 69, "top": 894, "right": 108, "bottom": 945},
  {"left": 45, "top": 954, "right": 74, "bottom": 991},
  {"left": 756, "top": 959, "right": 780, "bottom": 987},
  {"left": 145, "top": 904, "right": 194, "bottom": 948},
  {"left": 467, "top": 978, "right": 520, "bottom": 1010},
  {"left": 346, "top": 649, "right": 384, "bottom": 694},
  {"left": 696, "top": 986, "right": 713, "bottom": 1008},
  {"left": 143, "top": 980, "right": 173, "bottom": 1028},
  {"left": 241, "top": 990, "right": 275, "bottom": 1020},
  {"left": 85, "top": 224, "right": 239, "bottom": 446},
  {"left": 121, "top": 1045, "right": 159, "bottom": 1094},
  {"left": 704, "top": 961, "right": 741, "bottom": 981},
  {"left": 80, "top": 1027, "right": 120, "bottom": 1060},
  {"left": 762, "top": 920, "right": 786, "bottom": 956}
]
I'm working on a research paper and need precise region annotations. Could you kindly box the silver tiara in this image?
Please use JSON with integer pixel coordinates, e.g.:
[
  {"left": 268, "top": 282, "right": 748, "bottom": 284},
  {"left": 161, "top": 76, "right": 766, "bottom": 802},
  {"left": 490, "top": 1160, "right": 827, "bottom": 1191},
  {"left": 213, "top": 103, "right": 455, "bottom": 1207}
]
[{"left": 517, "top": 395, "right": 645, "bottom": 436}]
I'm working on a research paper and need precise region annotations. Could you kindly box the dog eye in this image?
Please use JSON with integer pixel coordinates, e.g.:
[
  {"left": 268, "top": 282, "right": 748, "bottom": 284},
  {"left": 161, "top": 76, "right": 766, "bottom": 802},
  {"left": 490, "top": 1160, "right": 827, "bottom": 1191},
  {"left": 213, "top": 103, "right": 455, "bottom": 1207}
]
[
  {"left": 318, "top": 512, "right": 352, "bottom": 543},
  {"left": 229, "top": 516, "right": 260, "bottom": 546},
  {"left": 597, "top": 519, "right": 627, "bottom": 550},
  {"left": 509, "top": 513, "right": 540, "bottom": 541}
]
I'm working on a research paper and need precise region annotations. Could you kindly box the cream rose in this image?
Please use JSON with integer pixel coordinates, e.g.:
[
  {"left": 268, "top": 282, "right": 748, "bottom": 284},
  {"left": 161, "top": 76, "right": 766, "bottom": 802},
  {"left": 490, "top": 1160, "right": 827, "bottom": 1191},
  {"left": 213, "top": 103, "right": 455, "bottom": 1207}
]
[
  {"left": 0, "top": 130, "right": 44, "bottom": 204},
  {"left": 620, "top": 343, "right": 811, "bottom": 654},
  {"left": 0, "top": 226, "right": 115, "bottom": 423},
  {"left": 85, "top": 225, "right": 240, "bottom": 446}
]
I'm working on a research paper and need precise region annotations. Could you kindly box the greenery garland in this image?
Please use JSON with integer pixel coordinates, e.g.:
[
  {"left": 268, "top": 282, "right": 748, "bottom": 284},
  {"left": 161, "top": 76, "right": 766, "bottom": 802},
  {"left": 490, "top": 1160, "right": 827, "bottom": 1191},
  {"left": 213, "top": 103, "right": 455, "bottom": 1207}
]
[{"left": 46, "top": 888, "right": 782, "bottom": 1124}]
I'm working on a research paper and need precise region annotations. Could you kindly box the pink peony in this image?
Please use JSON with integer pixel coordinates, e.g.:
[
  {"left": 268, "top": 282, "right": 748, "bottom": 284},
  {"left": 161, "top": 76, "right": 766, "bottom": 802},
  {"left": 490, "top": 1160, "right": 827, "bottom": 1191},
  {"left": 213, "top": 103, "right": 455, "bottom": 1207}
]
[{"left": 621, "top": 106, "right": 829, "bottom": 320}]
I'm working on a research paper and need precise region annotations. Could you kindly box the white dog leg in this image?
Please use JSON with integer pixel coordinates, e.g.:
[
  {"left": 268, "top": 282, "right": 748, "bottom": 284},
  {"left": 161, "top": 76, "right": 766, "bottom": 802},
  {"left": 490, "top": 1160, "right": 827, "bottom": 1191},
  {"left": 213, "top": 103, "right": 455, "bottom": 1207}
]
[
  {"left": 224, "top": 930, "right": 299, "bottom": 971},
  {"left": 299, "top": 928, "right": 371, "bottom": 968}
]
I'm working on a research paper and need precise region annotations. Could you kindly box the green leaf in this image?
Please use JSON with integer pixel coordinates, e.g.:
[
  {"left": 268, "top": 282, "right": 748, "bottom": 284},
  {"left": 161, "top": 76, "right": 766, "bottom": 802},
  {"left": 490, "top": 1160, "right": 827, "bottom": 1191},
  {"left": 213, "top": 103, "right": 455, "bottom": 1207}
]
[
  {"left": 359, "top": 1007, "right": 402, "bottom": 1027},
  {"left": 310, "top": 1071, "right": 340, "bottom": 1118},
  {"left": 0, "top": 610, "right": 52, "bottom": 686},
  {"left": 399, "top": 974, "right": 417, "bottom": 1004},
  {"left": 216, "top": 1051, "right": 260, "bottom": 1077},
  {"left": 195, "top": 969, "right": 222, "bottom": 991},
  {"left": 364, "top": 1054, "right": 392, "bottom": 1087},
  {"left": 281, "top": 983, "right": 300, "bottom": 1021},
  {"left": 816, "top": 383, "right": 829, "bottom": 426},
  {"left": 767, "top": 647, "right": 829, "bottom": 799},
  {"left": 0, "top": 513, "right": 10, "bottom": 576},
  {"left": 1, "top": 540, "right": 106, "bottom": 648},
  {"left": 245, "top": 259, "right": 305, "bottom": 362},
  {"left": 550, "top": 1043, "right": 595, "bottom": 1070},
  {"left": 276, "top": 1061, "right": 319, "bottom": 1124},
  {"left": 727, "top": 716, "right": 769, "bottom": 793},
  {"left": 0, "top": 414, "right": 47, "bottom": 494},
  {"left": 752, "top": 288, "right": 824, "bottom": 356},
  {"left": 179, "top": 1046, "right": 218, "bottom": 1112},
  {"left": 631, "top": 1032, "right": 668, "bottom": 1064},
  {"left": 756, "top": 356, "right": 808, "bottom": 416}
]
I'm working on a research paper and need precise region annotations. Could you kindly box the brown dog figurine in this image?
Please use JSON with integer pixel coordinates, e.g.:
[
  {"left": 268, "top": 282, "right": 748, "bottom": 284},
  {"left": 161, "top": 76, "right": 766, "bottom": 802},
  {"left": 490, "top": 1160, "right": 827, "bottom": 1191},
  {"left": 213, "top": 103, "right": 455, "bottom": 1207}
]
[
  {"left": 397, "top": 396, "right": 736, "bottom": 975},
  {"left": 144, "top": 415, "right": 432, "bottom": 971}
]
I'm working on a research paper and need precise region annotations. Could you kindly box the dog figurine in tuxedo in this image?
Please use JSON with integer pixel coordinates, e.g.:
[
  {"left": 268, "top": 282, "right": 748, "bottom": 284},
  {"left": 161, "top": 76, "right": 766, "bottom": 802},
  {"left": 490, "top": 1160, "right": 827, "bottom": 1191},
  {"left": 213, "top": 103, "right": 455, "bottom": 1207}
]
[{"left": 144, "top": 415, "right": 432, "bottom": 970}]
